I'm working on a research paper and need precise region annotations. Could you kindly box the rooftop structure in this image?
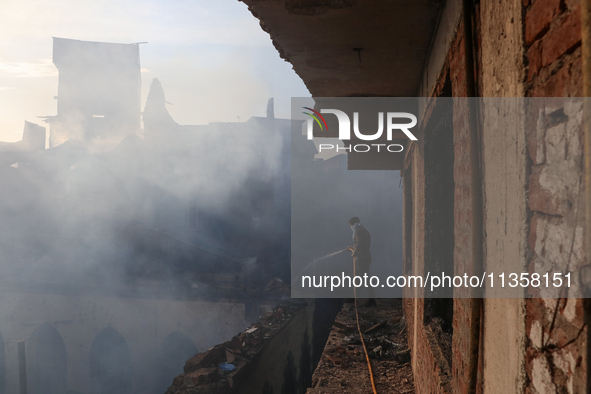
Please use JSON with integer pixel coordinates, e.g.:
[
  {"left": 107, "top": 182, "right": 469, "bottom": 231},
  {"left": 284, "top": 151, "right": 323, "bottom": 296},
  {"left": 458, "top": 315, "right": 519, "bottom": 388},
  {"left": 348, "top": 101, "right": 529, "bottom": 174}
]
[{"left": 47, "top": 37, "right": 141, "bottom": 148}]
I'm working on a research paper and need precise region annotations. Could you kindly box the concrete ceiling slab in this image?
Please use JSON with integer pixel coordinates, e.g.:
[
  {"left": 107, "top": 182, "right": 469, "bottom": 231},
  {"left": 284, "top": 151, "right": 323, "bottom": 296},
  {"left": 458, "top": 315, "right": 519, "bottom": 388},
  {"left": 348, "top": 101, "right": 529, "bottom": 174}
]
[{"left": 241, "top": 0, "right": 444, "bottom": 97}]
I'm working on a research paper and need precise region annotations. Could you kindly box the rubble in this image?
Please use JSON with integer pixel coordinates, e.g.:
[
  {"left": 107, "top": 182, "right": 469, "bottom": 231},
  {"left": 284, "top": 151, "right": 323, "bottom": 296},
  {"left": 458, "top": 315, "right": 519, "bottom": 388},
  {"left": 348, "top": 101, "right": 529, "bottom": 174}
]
[
  {"left": 306, "top": 299, "right": 415, "bottom": 394},
  {"left": 264, "top": 277, "right": 290, "bottom": 297},
  {"left": 165, "top": 300, "right": 308, "bottom": 394}
]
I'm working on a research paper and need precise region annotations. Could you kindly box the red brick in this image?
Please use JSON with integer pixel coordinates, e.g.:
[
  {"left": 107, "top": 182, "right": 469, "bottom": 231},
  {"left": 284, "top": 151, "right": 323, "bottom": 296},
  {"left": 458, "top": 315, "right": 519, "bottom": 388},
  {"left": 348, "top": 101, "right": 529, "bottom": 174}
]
[
  {"left": 526, "top": 298, "right": 547, "bottom": 326},
  {"left": 525, "top": 100, "right": 547, "bottom": 165},
  {"left": 525, "top": 0, "right": 561, "bottom": 44},
  {"left": 541, "top": 7, "right": 582, "bottom": 67},
  {"left": 525, "top": 101, "right": 547, "bottom": 163},
  {"left": 527, "top": 40, "right": 543, "bottom": 82},
  {"left": 570, "top": 298, "right": 586, "bottom": 328},
  {"left": 564, "top": 0, "right": 580, "bottom": 11},
  {"left": 552, "top": 327, "right": 572, "bottom": 348},
  {"left": 527, "top": 259, "right": 544, "bottom": 298},
  {"left": 528, "top": 174, "right": 546, "bottom": 213},
  {"left": 530, "top": 49, "right": 583, "bottom": 96},
  {"left": 528, "top": 172, "right": 571, "bottom": 215},
  {"left": 528, "top": 213, "right": 544, "bottom": 253}
]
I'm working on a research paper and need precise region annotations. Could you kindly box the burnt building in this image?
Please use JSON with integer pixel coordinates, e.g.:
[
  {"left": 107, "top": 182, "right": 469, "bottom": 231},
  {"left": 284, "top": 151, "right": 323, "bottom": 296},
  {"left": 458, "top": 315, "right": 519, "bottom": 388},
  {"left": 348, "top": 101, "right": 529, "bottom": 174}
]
[
  {"left": 46, "top": 37, "right": 141, "bottom": 148},
  {"left": 0, "top": 38, "right": 294, "bottom": 393},
  {"left": 240, "top": 0, "right": 590, "bottom": 393}
]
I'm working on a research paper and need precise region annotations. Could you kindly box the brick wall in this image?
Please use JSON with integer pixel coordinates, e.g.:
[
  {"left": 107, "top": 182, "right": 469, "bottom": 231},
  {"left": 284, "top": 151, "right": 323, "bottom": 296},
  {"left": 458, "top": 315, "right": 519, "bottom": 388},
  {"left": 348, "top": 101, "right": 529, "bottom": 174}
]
[
  {"left": 403, "top": 141, "right": 454, "bottom": 394},
  {"left": 403, "top": 18, "right": 485, "bottom": 393},
  {"left": 404, "top": 0, "right": 586, "bottom": 392},
  {"left": 448, "top": 22, "right": 483, "bottom": 394},
  {"left": 525, "top": 0, "right": 585, "bottom": 390},
  {"left": 526, "top": 0, "right": 583, "bottom": 97},
  {"left": 403, "top": 84, "right": 449, "bottom": 393}
]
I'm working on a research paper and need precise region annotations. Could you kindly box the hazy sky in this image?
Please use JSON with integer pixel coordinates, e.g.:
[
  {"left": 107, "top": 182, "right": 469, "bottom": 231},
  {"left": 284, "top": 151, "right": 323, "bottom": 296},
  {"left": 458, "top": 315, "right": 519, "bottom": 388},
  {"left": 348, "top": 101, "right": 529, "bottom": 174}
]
[{"left": 0, "top": 0, "right": 310, "bottom": 142}]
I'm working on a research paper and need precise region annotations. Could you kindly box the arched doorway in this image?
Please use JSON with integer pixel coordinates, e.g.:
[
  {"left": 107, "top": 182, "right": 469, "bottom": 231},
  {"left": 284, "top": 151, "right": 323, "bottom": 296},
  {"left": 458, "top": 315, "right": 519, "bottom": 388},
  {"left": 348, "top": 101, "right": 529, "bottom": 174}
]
[
  {"left": 153, "top": 331, "right": 197, "bottom": 393},
  {"left": 89, "top": 327, "right": 132, "bottom": 394},
  {"left": 28, "top": 324, "right": 67, "bottom": 394}
]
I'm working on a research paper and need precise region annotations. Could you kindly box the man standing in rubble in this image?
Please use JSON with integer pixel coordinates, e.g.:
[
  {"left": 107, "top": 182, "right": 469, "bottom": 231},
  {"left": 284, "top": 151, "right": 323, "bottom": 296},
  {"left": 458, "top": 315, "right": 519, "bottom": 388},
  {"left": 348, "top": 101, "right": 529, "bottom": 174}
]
[{"left": 347, "top": 217, "right": 376, "bottom": 307}]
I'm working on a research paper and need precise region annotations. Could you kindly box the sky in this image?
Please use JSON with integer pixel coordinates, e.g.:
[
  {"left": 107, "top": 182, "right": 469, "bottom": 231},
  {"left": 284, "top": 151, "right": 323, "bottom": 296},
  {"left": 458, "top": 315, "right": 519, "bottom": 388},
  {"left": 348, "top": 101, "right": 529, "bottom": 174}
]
[{"left": 0, "top": 0, "right": 311, "bottom": 142}]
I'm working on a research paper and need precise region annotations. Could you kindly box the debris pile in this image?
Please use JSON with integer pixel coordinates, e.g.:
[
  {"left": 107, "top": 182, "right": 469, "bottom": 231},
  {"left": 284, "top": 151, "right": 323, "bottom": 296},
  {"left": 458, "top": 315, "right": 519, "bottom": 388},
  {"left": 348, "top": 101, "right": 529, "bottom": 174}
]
[
  {"left": 263, "top": 277, "right": 290, "bottom": 297},
  {"left": 165, "top": 300, "right": 307, "bottom": 394},
  {"left": 307, "top": 299, "right": 415, "bottom": 393}
]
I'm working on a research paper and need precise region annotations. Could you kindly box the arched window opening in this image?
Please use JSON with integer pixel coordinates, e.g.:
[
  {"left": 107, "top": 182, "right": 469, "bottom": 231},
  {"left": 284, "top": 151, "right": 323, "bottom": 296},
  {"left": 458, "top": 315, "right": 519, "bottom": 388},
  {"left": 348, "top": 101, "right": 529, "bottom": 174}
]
[
  {"left": 153, "top": 331, "right": 197, "bottom": 393},
  {"left": 89, "top": 327, "right": 132, "bottom": 394},
  {"left": 28, "top": 324, "right": 67, "bottom": 394}
]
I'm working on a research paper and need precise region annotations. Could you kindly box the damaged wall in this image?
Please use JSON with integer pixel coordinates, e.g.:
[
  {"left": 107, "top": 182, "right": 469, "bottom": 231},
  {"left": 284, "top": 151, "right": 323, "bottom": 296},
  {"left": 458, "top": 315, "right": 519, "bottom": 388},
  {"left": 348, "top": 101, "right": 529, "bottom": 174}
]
[
  {"left": 165, "top": 300, "right": 342, "bottom": 394},
  {"left": 0, "top": 37, "right": 296, "bottom": 394},
  {"left": 405, "top": 0, "right": 586, "bottom": 393},
  {"left": 236, "top": 0, "right": 587, "bottom": 392},
  {"left": 0, "top": 289, "right": 247, "bottom": 394},
  {"left": 402, "top": 0, "right": 585, "bottom": 393},
  {"left": 524, "top": 0, "right": 586, "bottom": 391},
  {"left": 49, "top": 38, "right": 141, "bottom": 148}
]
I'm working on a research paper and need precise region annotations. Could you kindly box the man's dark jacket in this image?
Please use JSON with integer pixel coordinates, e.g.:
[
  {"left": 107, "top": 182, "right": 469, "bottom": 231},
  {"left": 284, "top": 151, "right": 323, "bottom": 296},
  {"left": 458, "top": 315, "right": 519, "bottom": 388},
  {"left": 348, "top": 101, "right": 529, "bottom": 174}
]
[{"left": 353, "top": 225, "right": 371, "bottom": 265}]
